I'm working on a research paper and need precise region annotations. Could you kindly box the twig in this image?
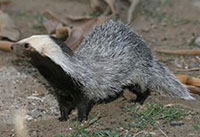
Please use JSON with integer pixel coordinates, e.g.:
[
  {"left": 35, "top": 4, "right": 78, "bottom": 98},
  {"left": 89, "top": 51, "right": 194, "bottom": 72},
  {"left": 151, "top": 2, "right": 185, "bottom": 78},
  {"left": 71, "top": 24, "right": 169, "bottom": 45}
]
[
  {"left": 175, "top": 74, "right": 200, "bottom": 87},
  {"left": 85, "top": 112, "right": 101, "bottom": 128},
  {"left": 195, "top": 56, "right": 200, "bottom": 64},
  {"left": 0, "top": 40, "right": 13, "bottom": 51},
  {"left": 165, "top": 103, "right": 196, "bottom": 111},
  {"left": 187, "top": 85, "right": 200, "bottom": 95},
  {"left": 176, "top": 68, "right": 200, "bottom": 72},
  {"left": 158, "top": 128, "right": 168, "bottom": 137},
  {"left": 0, "top": 0, "right": 12, "bottom": 9},
  {"left": 43, "top": 10, "right": 67, "bottom": 25},
  {"left": 104, "top": 0, "right": 116, "bottom": 15},
  {"left": 156, "top": 49, "right": 200, "bottom": 55},
  {"left": 127, "top": 0, "right": 140, "bottom": 24},
  {"left": 133, "top": 131, "right": 146, "bottom": 137},
  {"left": 0, "top": 0, "right": 12, "bottom": 5}
]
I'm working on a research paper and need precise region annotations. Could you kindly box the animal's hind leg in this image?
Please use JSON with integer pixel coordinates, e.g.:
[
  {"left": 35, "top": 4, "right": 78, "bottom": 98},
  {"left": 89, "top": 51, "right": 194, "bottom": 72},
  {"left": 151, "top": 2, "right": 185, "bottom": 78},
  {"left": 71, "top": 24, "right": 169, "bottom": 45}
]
[
  {"left": 57, "top": 95, "right": 74, "bottom": 121},
  {"left": 77, "top": 97, "right": 93, "bottom": 122},
  {"left": 128, "top": 84, "right": 150, "bottom": 104}
]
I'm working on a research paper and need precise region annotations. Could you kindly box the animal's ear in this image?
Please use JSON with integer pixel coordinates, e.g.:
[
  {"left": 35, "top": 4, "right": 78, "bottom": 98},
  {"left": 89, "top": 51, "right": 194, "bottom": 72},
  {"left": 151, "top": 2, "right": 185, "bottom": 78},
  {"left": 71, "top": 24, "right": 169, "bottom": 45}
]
[
  {"left": 49, "top": 35, "right": 74, "bottom": 56},
  {"left": 49, "top": 35, "right": 64, "bottom": 45}
]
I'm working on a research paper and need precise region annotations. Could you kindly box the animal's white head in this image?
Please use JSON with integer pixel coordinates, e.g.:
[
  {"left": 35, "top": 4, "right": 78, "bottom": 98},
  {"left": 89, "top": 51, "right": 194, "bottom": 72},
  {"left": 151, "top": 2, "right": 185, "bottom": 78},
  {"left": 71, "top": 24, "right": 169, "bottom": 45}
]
[
  {"left": 11, "top": 35, "right": 76, "bottom": 74},
  {"left": 12, "top": 35, "right": 71, "bottom": 62},
  {"left": 13, "top": 35, "right": 64, "bottom": 57}
]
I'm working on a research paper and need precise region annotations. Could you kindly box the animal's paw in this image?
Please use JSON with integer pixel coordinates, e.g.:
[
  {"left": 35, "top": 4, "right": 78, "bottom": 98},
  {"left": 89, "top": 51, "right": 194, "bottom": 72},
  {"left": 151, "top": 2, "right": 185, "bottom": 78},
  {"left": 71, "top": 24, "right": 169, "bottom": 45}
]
[
  {"left": 78, "top": 116, "right": 88, "bottom": 122},
  {"left": 58, "top": 116, "right": 68, "bottom": 121}
]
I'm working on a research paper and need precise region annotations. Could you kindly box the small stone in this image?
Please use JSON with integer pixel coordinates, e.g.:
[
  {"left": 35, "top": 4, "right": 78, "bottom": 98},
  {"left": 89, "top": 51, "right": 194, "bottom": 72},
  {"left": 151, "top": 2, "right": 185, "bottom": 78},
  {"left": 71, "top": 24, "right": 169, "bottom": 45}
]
[
  {"left": 151, "top": 25, "right": 157, "bottom": 29},
  {"left": 161, "top": 37, "right": 167, "bottom": 41},
  {"left": 195, "top": 37, "right": 200, "bottom": 46},
  {"left": 170, "top": 121, "right": 184, "bottom": 127},
  {"left": 142, "top": 27, "right": 150, "bottom": 32},
  {"left": 161, "top": 22, "right": 167, "bottom": 26},
  {"left": 32, "top": 131, "right": 37, "bottom": 136}
]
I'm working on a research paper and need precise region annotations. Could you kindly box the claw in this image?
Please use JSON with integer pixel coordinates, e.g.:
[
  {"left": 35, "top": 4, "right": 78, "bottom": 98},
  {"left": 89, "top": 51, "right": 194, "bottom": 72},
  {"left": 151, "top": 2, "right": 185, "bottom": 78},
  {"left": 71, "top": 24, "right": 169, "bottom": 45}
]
[
  {"left": 58, "top": 116, "right": 68, "bottom": 121},
  {"left": 78, "top": 116, "right": 88, "bottom": 122}
]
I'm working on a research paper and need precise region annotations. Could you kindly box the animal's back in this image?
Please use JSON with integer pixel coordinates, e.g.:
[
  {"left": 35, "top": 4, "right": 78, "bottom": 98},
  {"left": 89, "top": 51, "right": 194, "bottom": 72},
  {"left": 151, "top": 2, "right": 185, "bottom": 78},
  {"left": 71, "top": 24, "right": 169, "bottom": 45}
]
[
  {"left": 73, "top": 20, "right": 155, "bottom": 101},
  {"left": 75, "top": 20, "right": 194, "bottom": 101},
  {"left": 76, "top": 20, "right": 153, "bottom": 79},
  {"left": 76, "top": 20, "right": 152, "bottom": 62}
]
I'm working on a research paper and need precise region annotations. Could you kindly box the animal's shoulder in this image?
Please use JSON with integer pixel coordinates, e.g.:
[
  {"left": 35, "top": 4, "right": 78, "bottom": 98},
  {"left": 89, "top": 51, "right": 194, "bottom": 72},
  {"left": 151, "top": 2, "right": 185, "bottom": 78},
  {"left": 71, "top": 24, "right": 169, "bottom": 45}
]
[{"left": 76, "top": 20, "right": 147, "bottom": 60}]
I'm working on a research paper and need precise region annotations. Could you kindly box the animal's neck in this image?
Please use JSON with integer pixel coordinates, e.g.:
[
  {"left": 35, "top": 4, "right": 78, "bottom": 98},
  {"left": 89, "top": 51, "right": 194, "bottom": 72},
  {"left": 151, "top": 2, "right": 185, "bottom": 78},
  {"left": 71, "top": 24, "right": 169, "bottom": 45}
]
[
  {"left": 51, "top": 53, "right": 92, "bottom": 86},
  {"left": 36, "top": 38, "right": 95, "bottom": 87}
]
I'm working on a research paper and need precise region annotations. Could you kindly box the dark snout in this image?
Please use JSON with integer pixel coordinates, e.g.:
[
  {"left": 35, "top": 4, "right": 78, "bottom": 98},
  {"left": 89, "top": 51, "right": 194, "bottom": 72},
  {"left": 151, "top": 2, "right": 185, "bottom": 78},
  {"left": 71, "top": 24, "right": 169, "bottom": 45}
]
[
  {"left": 11, "top": 42, "right": 33, "bottom": 57},
  {"left": 11, "top": 43, "right": 30, "bottom": 50},
  {"left": 10, "top": 43, "right": 18, "bottom": 51}
]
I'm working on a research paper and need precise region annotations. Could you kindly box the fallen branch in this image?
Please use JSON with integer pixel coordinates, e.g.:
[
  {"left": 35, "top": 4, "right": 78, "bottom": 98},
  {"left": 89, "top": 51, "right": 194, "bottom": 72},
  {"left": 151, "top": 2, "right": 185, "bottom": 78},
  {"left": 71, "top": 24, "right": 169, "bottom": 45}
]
[
  {"left": 187, "top": 85, "right": 200, "bottom": 95},
  {"left": 133, "top": 131, "right": 146, "bottom": 137},
  {"left": 158, "top": 128, "right": 168, "bottom": 137},
  {"left": 176, "top": 74, "right": 200, "bottom": 87},
  {"left": 127, "top": 0, "right": 140, "bottom": 24},
  {"left": 195, "top": 56, "right": 200, "bottom": 64},
  {"left": 0, "top": 10, "right": 20, "bottom": 41},
  {"left": 64, "top": 16, "right": 105, "bottom": 51},
  {"left": 43, "top": 10, "right": 67, "bottom": 25},
  {"left": 85, "top": 112, "right": 101, "bottom": 128},
  {"left": 0, "top": 40, "right": 13, "bottom": 51},
  {"left": 156, "top": 49, "right": 200, "bottom": 55},
  {"left": 104, "top": 0, "right": 116, "bottom": 15},
  {"left": 176, "top": 68, "right": 200, "bottom": 72},
  {"left": 0, "top": 0, "right": 12, "bottom": 6}
]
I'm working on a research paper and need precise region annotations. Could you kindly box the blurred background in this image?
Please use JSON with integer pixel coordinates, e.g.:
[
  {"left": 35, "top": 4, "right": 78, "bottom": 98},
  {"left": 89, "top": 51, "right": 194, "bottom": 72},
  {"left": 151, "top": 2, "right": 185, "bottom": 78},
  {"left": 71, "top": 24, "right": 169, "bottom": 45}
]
[{"left": 0, "top": 0, "right": 200, "bottom": 136}]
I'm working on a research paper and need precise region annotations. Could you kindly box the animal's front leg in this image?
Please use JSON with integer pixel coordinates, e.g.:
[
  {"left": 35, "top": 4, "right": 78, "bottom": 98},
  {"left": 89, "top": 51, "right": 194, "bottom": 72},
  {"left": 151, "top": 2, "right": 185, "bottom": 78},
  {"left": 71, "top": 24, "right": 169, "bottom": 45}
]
[
  {"left": 77, "top": 97, "right": 93, "bottom": 122},
  {"left": 57, "top": 95, "right": 74, "bottom": 121}
]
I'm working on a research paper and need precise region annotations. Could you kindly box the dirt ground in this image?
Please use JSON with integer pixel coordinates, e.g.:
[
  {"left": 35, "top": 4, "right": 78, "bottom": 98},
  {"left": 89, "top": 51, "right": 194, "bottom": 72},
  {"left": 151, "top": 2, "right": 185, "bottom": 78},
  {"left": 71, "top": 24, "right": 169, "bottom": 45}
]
[{"left": 1, "top": 0, "right": 200, "bottom": 136}]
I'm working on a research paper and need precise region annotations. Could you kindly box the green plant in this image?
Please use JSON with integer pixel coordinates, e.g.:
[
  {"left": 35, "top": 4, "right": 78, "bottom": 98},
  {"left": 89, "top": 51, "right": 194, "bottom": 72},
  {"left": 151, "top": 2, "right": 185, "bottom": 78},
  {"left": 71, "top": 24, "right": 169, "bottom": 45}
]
[
  {"left": 193, "top": 122, "right": 200, "bottom": 130},
  {"left": 123, "top": 103, "right": 186, "bottom": 129}
]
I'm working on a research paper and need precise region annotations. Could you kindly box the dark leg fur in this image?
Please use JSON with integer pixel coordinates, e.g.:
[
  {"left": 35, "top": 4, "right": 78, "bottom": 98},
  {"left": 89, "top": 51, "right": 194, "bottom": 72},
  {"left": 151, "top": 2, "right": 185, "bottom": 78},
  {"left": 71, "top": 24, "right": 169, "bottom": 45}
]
[
  {"left": 57, "top": 95, "right": 74, "bottom": 121},
  {"left": 127, "top": 84, "right": 150, "bottom": 104},
  {"left": 77, "top": 97, "right": 93, "bottom": 122}
]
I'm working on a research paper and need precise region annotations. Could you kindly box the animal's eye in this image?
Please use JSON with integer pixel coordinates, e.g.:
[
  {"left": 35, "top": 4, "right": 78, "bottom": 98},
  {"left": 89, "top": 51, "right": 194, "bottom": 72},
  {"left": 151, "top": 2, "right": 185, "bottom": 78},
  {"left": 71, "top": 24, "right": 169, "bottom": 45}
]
[{"left": 24, "top": 43, "right": 29, "bottom": 49}]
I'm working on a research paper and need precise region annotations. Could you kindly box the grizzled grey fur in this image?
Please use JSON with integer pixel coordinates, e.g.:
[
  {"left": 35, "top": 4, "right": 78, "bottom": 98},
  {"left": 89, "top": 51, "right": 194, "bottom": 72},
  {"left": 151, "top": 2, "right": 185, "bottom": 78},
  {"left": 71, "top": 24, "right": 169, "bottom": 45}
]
[
  {"left": 13, "top": 20, "right": 194, "bottom": 121},
  {"left": 75, "top": 20, "right": 194, "bottom": 101}
]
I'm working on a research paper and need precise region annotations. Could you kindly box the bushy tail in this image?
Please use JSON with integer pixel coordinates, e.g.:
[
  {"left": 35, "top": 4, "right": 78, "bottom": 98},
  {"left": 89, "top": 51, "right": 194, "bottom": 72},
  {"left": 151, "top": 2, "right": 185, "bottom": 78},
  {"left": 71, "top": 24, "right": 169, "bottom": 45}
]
[{"left": 149, "top": 61, "right": 194, "bottom": 100}]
